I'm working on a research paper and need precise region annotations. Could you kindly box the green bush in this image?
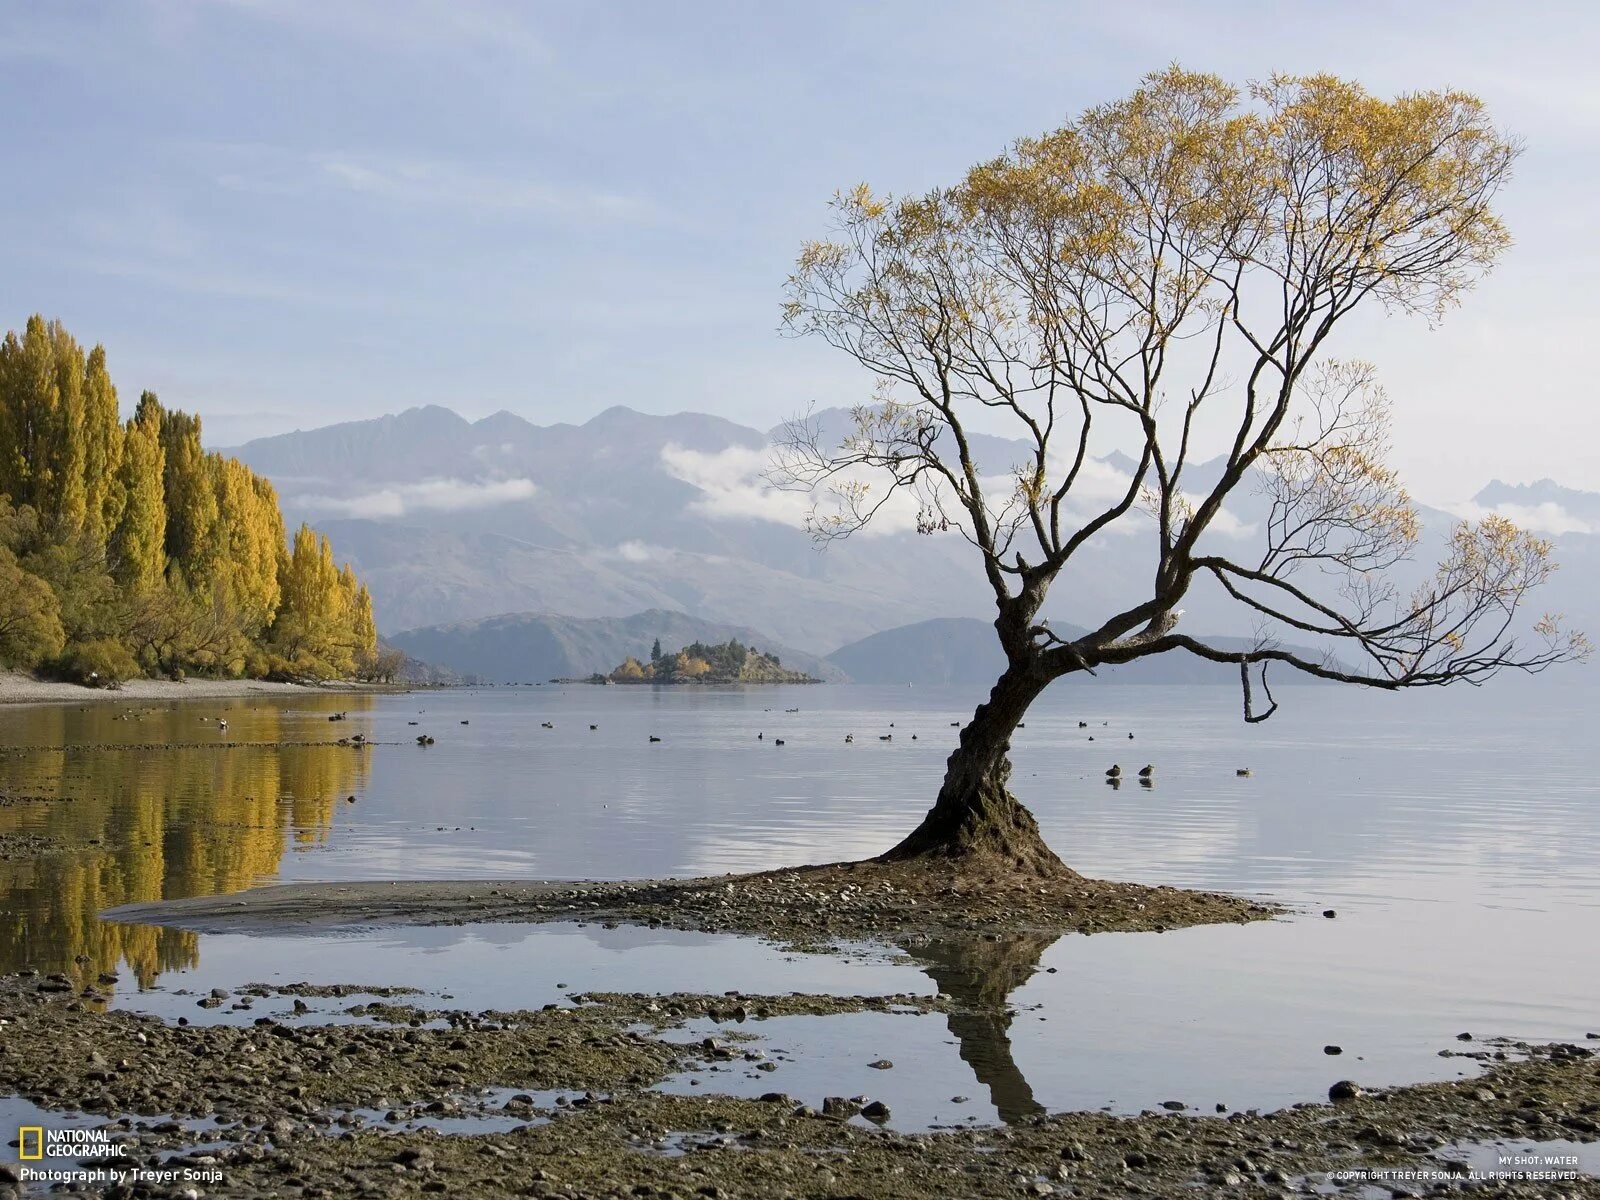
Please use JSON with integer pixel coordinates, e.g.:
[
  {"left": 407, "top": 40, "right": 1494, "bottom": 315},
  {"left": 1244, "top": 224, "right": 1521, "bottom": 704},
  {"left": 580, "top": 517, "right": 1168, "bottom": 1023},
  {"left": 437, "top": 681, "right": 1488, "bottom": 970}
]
[{"left": 50, "top": 638, "right": 141, "bottom": 688}]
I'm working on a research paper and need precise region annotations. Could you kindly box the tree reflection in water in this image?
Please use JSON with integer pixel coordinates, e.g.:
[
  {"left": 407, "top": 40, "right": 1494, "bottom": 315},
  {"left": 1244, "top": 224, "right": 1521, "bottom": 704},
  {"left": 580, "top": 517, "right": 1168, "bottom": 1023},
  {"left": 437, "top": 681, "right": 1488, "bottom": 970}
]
[
  {"left": 899, "top": 931, "right": 1058, "bottom": 1123},
  {"left": 0, "top": 697, "right": 369, "bottom": 988}
]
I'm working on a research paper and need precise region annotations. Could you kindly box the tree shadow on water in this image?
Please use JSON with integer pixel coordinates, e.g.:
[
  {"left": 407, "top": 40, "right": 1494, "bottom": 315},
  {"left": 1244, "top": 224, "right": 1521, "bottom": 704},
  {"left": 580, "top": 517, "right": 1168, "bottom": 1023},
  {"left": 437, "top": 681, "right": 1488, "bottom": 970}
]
[{"left": 898, "top": 931, "right": 1060, "bottom": 1123}]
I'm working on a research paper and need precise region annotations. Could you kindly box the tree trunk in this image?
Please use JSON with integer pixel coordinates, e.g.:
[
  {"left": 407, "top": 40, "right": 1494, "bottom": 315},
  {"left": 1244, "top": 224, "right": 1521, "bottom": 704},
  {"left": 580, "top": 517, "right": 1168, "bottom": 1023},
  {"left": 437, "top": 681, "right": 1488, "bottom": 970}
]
[{"left": 879, "top": 659, "right": 1071, "bottom": 877}]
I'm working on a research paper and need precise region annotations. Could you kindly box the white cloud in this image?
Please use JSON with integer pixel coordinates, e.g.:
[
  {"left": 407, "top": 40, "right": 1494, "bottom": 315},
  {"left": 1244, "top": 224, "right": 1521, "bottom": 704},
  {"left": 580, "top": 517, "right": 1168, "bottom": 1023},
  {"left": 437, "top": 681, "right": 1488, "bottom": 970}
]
[
  {"left": 612, "top": 540, "right": 672, "bottom": 563},
  {"left": 1182, "top": 495, "right": 1256, "bottom": 540},
  {"left": 661, "top": 441, "right": 1259, "bottom": 543},
  {"left": 211, "top": 142, "right": 653, "bottom": 224},
  {"left": 294, "top": 477, "right": 536, "bottom": 518},
  {"left": 1442, "top": 500, "right": 1593, "bottom": 537},
  {"left": 314, "top": 154, "right": 651, "bottom": 222},
  {"left": 1044, "top": 451, "right": 1257, "bottom": 540},
  {"left": 598, "top": 541, "right": 730, "bottom": 567},
  {"left": 659, "top": 443, "right": 921, "bottom": 535}
]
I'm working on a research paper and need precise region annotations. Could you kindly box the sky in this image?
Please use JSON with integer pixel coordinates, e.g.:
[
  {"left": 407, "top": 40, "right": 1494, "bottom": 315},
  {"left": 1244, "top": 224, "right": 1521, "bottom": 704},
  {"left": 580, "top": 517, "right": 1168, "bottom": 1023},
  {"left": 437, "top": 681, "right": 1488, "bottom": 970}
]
[{"left": 2, "top": 0, "right": 1597, "bottom": 502}]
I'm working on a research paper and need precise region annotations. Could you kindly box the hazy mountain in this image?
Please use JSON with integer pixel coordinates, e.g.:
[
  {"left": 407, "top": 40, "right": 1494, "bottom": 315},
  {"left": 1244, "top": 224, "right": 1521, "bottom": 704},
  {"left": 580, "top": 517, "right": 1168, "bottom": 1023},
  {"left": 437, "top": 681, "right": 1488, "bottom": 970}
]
[
  {"left": 388, "top": 609, "right": 847, "bottom": 685},
  {"left": 376, "top": 639, "right": 470, "bottom": 687},
  {"left": 227, "top": 405, "right": 1600, "bottom": 660},
  {"left": 229, "top": 405, "right": 1010, "bottom": 647},
  {"left": 827, "top": 617, "right": 1340, "bottom": 686},
  {"left": 1472, "top": 479, "right": 1600, "bottom": 532},
  {"left": 827, "top": 618, "right": 1009, "bottom": 686}
]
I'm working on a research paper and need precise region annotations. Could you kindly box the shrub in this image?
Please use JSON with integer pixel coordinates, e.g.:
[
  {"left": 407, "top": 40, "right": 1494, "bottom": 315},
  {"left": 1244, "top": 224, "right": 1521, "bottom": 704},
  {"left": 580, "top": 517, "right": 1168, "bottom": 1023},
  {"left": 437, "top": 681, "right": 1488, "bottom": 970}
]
[{"left": 50, "top": 638, "right": 141, "bottom": 688}]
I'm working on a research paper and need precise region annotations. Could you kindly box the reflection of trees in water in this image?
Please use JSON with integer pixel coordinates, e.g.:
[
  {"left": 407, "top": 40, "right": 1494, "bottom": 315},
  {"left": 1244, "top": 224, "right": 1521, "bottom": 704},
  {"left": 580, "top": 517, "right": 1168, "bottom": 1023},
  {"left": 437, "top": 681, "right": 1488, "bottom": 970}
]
[
  {"left": 0, "top": 697, "right": 371, "bottom": 985},
  {"left": 899, "top": 931, "right": 1058, "bottom": 1124}
]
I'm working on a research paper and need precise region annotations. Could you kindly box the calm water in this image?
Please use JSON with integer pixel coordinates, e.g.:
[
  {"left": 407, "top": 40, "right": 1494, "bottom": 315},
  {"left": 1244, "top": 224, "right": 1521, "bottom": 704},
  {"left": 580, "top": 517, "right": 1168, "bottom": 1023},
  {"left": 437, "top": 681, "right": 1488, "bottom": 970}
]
[{"left": 0, "top": 676, "right": 1596, "bottom": 1125}]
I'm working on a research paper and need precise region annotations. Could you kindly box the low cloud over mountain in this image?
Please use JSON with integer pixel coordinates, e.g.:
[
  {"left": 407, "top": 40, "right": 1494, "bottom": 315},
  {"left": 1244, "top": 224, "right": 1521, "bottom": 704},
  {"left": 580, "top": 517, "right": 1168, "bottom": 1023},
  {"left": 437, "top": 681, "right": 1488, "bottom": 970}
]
[{"left": 226, "top": 405, "right": 1600, "bottom": 660}]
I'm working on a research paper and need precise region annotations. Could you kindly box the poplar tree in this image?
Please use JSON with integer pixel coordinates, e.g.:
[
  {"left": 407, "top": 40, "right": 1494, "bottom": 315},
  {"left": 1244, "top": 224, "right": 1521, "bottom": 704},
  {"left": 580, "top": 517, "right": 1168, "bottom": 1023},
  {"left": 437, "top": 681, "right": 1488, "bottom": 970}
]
[
  {"left": 80, "top": 345, "right": 124, "bottom": 550},
  {"left": 0, "top": 317, "right": 88, "bottom": 539},
  {"left": 110, "top": 393, "right": 168, "bottom": 593},
  {"left": 157, "top": 407, "right": 218, "bottom": 584},
  {"left": 1, "top": 318, "right": 375, "bottom": 681}
]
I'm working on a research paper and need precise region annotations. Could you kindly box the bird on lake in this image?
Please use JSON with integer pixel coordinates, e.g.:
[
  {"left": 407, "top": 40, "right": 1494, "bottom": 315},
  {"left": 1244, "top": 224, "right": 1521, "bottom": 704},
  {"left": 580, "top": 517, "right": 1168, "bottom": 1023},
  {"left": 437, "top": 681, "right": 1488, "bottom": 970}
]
[
  {"left": 757, "top": 732, "right": 763, "bottom": 740},
  {"left": 1138, "top": 765, "right": 1154, "bottom": 778},
  {"left": 589, "top": 724, "right": 598, "bottom": 731},
  {"left": 1127, "top": 732, "right": 1134, "bottom": 739},
  {"left": 1105, "top": 764, "right": 1122, "bottom": 778},
  {"left": 844, "top": 734, "right": 853, "bottom": 743},
  {"left": 649, "top": 735, "right": 662, "bottom": 743},
  {"left": 879, "top": 734, "right": 892, "bottom": 741},
  {"left": 217, "top": 719, "right": 228, "bottom": 732},
  {"left": 774, "top": 738, "right": 785, "bottom": 746}
]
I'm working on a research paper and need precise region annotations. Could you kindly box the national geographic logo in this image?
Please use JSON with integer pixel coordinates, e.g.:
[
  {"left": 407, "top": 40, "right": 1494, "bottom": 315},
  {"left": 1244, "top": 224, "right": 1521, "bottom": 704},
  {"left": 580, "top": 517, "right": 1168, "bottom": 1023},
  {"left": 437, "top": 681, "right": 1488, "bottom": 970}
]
[
  {"left": 11, "top": 1121, "right": 219, "bottom": 1189},
  {"left": 14, "top": 1125, "right": 126, "bottom": 1161}
]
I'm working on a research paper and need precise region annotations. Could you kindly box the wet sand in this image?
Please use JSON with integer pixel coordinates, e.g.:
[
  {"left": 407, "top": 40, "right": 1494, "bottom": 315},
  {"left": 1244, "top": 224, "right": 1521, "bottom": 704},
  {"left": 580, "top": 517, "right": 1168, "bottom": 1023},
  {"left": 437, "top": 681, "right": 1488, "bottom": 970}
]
[{"left": 105, "top": 862, "right": 1282, "bottom": 947}]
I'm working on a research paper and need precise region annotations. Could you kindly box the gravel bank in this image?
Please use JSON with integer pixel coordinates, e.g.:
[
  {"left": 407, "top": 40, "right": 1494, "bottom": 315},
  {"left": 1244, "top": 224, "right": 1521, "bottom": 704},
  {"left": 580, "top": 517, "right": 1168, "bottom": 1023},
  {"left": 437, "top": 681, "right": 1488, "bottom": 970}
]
[
  {"left": 106, "top": 861, "right": 1281, "bottom": 948},
  {"left": 0, "top": 971, "right": 1594, "bottom": 1199},
  {"left": 0, "top": 671, "right": 403, "bottom": 707}
]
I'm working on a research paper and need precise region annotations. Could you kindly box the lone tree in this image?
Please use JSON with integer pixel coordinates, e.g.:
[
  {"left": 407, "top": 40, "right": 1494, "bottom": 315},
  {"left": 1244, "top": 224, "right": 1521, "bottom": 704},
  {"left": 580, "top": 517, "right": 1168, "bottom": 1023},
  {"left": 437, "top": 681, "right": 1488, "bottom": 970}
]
[{"left": 775, "top": 69, "right": 1587, "bottom": 879}]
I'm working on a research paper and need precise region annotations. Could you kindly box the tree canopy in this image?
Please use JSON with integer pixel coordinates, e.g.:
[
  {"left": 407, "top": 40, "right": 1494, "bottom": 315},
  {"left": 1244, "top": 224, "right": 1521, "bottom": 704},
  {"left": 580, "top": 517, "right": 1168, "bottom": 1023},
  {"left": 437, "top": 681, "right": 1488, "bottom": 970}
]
[
  {"left": 0, "top": 316, "right": 378, "bottom": 684},
  {"left": 778, "top": 69, "right": 1586, "bottom": 711},
  {"left": 775, "top": 69, "right": 1588, "bottom": 870}
]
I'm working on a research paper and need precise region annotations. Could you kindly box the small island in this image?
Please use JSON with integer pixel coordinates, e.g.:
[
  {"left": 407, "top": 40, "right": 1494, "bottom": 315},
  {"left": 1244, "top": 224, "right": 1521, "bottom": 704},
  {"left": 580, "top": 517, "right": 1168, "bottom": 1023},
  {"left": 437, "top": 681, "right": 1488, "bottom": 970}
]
[{"left": 591, "top": 638, "right": 819, "bottom": 685}]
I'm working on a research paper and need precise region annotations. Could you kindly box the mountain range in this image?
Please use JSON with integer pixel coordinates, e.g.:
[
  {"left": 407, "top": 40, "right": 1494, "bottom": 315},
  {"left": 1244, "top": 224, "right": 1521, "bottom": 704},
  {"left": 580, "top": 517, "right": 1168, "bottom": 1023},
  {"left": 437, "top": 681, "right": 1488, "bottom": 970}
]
[
  {"left": 226, "top": 404, "right": 1600, "bottom": 672},
  {"left": 388, "top": 609, "right": 846, "bottom": 685},
  {"left": 829, "top": 617, "right": 1345, "bottom": 685}
]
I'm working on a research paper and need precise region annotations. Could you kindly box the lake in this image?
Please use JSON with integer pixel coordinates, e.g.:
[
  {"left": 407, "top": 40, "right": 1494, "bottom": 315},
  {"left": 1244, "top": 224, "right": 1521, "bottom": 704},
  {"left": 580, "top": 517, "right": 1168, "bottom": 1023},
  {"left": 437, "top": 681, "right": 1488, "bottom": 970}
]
[{"left": 1, "top": 675, "right": 1596, "bottom": 1128}]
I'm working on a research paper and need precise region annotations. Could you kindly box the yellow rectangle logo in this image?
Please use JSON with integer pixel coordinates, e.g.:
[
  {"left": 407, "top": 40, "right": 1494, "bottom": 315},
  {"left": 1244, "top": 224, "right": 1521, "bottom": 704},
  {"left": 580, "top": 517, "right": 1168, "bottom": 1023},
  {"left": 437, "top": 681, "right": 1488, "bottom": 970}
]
[{"left": 18, "top": 1127, "right": 42, "bottom": 1160}]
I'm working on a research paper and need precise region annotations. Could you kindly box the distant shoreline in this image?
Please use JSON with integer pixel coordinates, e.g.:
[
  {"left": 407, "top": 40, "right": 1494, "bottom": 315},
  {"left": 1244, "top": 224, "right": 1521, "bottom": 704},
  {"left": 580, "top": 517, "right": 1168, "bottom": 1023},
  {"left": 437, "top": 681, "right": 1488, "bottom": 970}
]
[{"left": 0, "top": 671, "right": 411, "bottom": 708}]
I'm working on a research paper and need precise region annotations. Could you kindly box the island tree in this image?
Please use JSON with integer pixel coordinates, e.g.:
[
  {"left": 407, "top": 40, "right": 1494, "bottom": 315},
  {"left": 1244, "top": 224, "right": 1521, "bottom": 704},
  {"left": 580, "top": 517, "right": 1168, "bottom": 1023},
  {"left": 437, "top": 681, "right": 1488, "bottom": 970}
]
[{"left": 776, "top": 69, "right": 1588, "bottom": 878}]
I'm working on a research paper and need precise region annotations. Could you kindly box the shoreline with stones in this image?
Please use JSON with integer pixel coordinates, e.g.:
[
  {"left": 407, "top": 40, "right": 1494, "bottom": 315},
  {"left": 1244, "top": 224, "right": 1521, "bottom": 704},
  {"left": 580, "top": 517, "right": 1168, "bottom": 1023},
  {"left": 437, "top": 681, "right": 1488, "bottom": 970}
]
[
  {"left": 0, "top": 672, "right": 416, "bottom": 709},
  {"left": 0, "top": 965, "right": 1596, "bottom": 1199},
  {"left": 104, "top": 862, "right": 1284, "bottom": 949}
]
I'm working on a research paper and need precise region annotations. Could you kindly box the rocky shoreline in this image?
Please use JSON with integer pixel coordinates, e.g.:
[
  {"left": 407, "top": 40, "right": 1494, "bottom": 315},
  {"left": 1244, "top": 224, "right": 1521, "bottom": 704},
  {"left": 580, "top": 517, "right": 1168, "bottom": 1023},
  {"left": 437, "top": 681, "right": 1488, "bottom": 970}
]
[
  {"left": 0, "top": 673, "right": 411, "bottom": 708},
  {"left": 0, "top": 969, "right": 1595, "bottom": 1199},
  {"left": 105, "top": 862, "right": 1282, "bottom": 950}
]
